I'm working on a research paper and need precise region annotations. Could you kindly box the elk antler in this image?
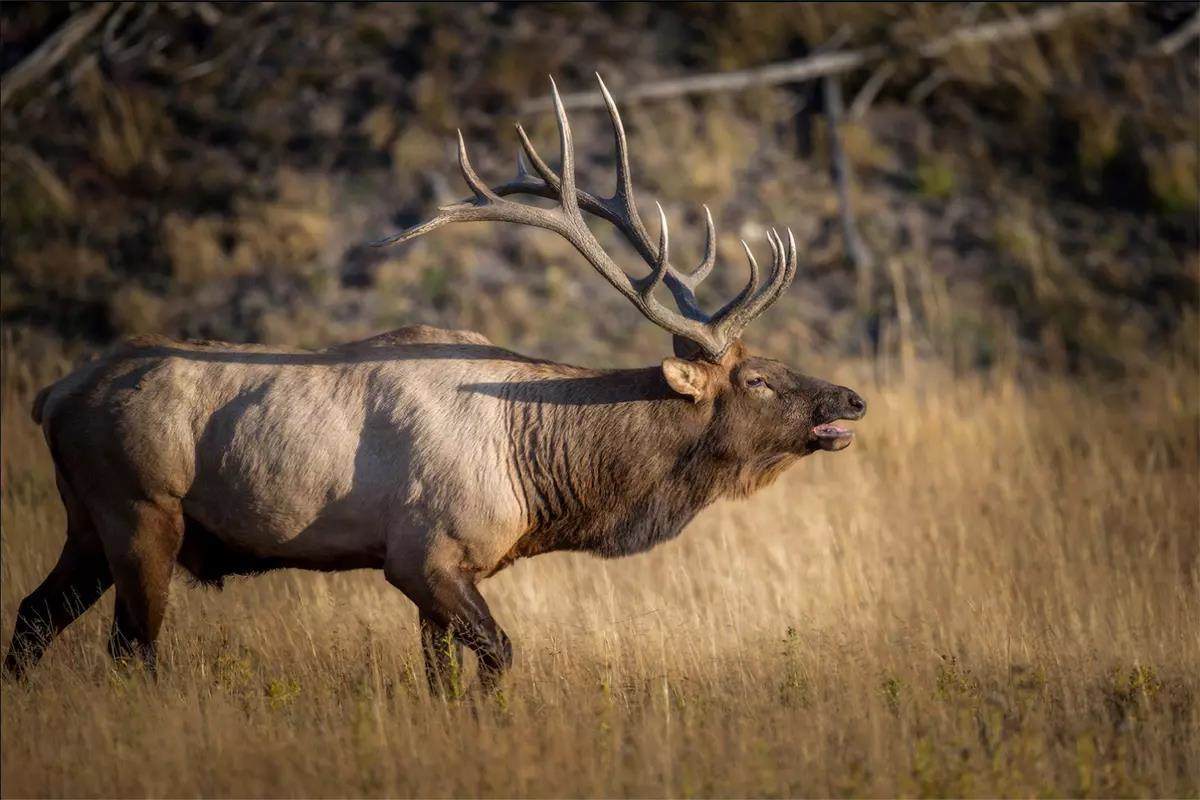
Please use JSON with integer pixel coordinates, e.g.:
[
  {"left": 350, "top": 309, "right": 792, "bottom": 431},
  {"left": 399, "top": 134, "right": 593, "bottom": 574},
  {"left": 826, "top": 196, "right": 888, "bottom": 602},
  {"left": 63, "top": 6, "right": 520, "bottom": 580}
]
[{"left": 375, "top": 74, "right": 798, "bottom": 362}]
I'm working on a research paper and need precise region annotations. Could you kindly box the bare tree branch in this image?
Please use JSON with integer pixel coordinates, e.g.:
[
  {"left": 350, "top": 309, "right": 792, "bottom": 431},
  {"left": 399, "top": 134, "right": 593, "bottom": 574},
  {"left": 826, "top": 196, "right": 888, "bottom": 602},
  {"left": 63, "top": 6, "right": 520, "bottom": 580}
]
[
  {"left": 523, "top": 49, "right": 884, "bottom": 113},
  {"left": 907, "top": 67, "right": 951, "bottom": 106},
  {"left": 849, "top": 62, "right": 895, "bottom": 121},
  {"left": 1149, "top": 10, "right": 1200, "bottom": 57},
  {"left": 1, "top": 3, "right": 113, "bottom": 111},
  {"left": 1, "top": 144, "right": 75, "bottom": 216},
  {"left": 824, "top": 76, "right": 872, "bottom": 274},
  {"left": 915, "top": 2, "right": 1122, "bottom": 59},
  {"left": 522, "top": 3, "right": 1125, "bottom": 113}
]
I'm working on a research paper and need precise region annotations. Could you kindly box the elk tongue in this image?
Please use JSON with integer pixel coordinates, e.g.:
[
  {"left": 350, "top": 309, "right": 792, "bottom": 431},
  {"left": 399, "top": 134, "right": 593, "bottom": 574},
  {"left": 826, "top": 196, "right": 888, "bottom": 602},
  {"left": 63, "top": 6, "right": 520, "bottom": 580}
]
[{"left": 812, "top": 423, "right": 854, "bottom": 451}]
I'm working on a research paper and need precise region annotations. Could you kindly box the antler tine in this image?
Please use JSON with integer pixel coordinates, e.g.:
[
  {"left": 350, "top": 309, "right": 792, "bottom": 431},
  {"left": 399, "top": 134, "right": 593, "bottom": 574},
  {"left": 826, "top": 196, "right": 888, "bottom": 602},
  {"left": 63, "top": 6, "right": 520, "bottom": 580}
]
[
  {"left": 638, "top": 202, "right": 670, "bottom": 302},
  {"left": 457, "top": 130, "right": 501, "bottom": 203},
  {"left": 708, "top": 240, "right": 762, "bottom": 326},
  {"left": 742, "top": 230, "right": 785, "bottom": 321},
  {"left": 514, "top": 108, "right": 651, "bottom": 257},
  {"left": 693, "top": 205, "right": 718, "bottom": 286},
  {"left": 369, "top": 214, "right": 457, "bottom": 248},
  {"left": 512, "top": 83, "right": 638, "bottom": 240},
  {"left": 549, "top": 78, "right": 579, "bottom": 216},
  {"left": 514, "top": 123, "right": 560, "bottom": 191},
  {"left": 596, "top": 74, "right": 651, "bottom": 241},
  {"left": 505, "top": 124, "right": 624, "bottom": 227},
  {"left": 763, "top": 227, "right": 782, "bottom": 284},
  {"left": 787, "top": 228, "right": 798, "bottom": 281},
  {"left": 368, "top": 133, "right": 515, "bottom": 248},
  {"left": 743, "top": 239, "right": 763, "bottom": 294},
  {"left": 763, "top": 228, "right": 797, "bottom": 310},
  {"left": 711, "top": 229, "right": 784, "bottom": 330},
  {"left": 760, "top": 226, "right": 800, "bottom": 314},
  {"left": 711, "top": 227, "right": 798, "bottom": 338},
  {"left": 659, "top": 203, "right": 716, "bottom": 324},
  {"left": 597, "top": 73, "right": 715, "bottom": 301},
  {"left": 746, "top": 227, "right": 797, "bottom": 321}
]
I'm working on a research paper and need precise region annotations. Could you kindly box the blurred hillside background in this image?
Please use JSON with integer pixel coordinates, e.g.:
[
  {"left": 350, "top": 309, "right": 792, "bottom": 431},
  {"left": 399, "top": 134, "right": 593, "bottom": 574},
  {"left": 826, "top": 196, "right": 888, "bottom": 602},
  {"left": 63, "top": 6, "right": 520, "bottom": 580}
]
[
  {"left": 1, "top": 1, "right": 1196, "bottom": 373},
  {"left": 3, "top": 6, "right": 1200, "bottom": 796}
]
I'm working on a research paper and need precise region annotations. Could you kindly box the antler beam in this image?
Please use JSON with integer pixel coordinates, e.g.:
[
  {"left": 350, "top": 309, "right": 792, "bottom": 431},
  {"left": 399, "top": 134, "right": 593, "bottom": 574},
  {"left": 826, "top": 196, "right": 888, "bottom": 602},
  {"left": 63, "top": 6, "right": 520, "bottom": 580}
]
[{"left": 375, "top": 74, "right": 798, "bottom": 362}]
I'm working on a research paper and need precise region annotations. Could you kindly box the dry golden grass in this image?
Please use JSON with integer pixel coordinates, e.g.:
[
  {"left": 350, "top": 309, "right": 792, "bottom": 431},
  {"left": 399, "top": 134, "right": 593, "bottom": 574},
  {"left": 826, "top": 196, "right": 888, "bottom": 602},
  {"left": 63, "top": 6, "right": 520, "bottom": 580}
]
[{"left": 1, "top": 336, "right": 1197, "bottom": 798}]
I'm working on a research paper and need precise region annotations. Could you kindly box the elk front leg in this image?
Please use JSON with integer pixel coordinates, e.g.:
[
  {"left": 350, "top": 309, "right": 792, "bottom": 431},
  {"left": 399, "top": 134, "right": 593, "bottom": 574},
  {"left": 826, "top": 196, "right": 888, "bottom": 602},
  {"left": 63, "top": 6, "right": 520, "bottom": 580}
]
[
  {"left": 386, "top": 534, "right": 512, "bottom": 693},
  {"left": 419, "top": 610, "right": 464, "bottom": 696},
  {"left": 408, "top": 573, "right": 512, "bottom": 692}
]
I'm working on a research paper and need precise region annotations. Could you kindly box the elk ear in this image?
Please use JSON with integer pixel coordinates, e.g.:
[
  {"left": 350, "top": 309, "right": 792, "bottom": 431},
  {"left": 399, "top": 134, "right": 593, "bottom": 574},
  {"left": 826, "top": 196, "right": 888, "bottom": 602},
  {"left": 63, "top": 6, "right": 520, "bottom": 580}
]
[{"left": 662, "top": 358, "right": 717, "bottom": 403}]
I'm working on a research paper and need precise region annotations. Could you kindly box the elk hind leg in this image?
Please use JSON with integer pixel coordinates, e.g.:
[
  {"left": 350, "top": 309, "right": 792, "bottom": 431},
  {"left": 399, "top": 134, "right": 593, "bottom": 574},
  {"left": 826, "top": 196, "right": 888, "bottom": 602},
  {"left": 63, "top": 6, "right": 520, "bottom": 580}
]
[
  {"left": 95, "top": 498, "right": 184, "bottom": 672},
  {"left": 3, "top": 472, "right": 112, "bottom": 678}
]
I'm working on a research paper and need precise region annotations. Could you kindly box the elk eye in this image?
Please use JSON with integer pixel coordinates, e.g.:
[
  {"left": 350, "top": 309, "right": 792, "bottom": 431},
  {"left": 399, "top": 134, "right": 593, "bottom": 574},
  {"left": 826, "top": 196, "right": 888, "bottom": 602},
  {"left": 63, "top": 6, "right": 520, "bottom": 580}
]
[{"left": 746, "top": 377, "right": 768, "bottom": 390}]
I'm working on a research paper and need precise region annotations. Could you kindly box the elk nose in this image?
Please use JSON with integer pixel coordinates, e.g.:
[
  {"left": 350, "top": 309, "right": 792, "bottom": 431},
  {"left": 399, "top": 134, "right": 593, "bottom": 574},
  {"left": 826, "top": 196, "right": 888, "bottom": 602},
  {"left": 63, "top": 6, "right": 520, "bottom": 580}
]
[{"left": 843, "top": 389, "right": 867, "bottom": 418}]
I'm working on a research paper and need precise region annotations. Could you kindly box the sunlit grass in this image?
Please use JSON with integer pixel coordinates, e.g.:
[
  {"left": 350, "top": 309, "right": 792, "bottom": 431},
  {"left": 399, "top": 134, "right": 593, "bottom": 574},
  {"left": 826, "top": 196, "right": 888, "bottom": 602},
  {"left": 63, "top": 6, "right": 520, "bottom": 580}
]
[{"left": 1, "top": 336, "right": 1197, "bottom": 797}]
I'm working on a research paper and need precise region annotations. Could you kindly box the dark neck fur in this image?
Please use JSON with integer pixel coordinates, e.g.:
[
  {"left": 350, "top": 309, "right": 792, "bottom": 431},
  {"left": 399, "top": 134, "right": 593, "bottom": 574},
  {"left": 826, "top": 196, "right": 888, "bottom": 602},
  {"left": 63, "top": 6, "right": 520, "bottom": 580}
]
[{"left": 500, "top": 365, "right": 783, "bottom": 562}]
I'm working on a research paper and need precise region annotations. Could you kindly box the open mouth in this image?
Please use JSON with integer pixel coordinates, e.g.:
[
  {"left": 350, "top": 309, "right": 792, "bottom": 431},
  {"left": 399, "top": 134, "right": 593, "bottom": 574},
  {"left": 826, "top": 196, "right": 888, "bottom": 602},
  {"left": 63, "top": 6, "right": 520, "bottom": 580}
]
[{"left": 811, "top": 422, "right": 854, "bottom": 452}]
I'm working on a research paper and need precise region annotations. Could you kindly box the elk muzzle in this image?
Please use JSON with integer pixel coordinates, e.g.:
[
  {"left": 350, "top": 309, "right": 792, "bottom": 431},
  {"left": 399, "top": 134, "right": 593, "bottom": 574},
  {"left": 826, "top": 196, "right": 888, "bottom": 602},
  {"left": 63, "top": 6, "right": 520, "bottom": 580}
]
[{"left": 811, "top": 387, "right": 866, "bottom": 452}]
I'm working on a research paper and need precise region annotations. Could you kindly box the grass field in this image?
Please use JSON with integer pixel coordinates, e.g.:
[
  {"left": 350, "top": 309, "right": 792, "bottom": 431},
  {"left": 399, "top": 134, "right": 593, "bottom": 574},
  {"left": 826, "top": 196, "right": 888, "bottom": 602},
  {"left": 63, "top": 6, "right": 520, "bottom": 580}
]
[{"left": 1, "top": 337, "right": 1197, "bottom": 798}]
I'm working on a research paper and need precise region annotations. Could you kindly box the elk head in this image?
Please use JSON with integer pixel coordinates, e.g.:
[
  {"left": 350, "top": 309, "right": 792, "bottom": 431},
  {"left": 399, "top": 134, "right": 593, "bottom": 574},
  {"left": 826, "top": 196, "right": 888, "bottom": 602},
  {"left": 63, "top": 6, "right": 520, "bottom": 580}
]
[{"left": 379, "top": 75, "right": 866, "bottom": 455}]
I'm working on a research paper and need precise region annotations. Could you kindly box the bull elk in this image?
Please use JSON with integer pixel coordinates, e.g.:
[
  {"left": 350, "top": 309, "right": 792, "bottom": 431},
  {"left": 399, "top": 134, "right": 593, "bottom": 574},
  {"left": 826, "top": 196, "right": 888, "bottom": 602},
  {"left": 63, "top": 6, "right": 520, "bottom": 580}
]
[{"left": 4, "top": 76, "right": 865, "bottom": 691}]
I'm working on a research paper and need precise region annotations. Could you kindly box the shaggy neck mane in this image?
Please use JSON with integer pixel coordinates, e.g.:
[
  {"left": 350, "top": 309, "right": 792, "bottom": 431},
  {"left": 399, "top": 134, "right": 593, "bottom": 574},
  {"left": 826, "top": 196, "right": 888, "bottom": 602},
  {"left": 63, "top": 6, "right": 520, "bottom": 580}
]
[{"left": 499, "top": 364, "right": 795, "bottom": 563}]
